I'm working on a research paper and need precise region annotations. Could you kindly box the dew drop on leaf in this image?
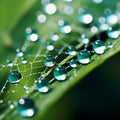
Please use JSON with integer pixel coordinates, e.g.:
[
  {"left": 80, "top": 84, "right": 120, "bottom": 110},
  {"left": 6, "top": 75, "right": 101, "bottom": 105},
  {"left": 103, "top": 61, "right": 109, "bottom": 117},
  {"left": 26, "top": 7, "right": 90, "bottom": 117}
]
[
  {"left": 68, "top": 46, "right": 77, "bottom": 56},
  {"left": 77, "top": 50, "right": 91, "bottom": 64},
  {"left": 69, "top": 59, "right": 77, "bottom": 68},
  {"left": 17, "top": 98, "right": 36, "bottom": 118},
  {"left": 93, "top": 40, "right": 106, "bottom": 54},
  {"left": 53, "top": 66, "right": 67, "bottom": 81},
  {"left": 26, "top": 28, "right": 39, "bottom": 42},
  {"left": 36, "top": 78, "right": 50, "bottom": 93},
  {"left": 58, "top": 20, "right": 72, "bottom": 34},
  {"left": 7, "top": 71, "right": 22, "bottom": 84},
  {"left": 44, "top": 55, "right": 55, "bottom": 67}
]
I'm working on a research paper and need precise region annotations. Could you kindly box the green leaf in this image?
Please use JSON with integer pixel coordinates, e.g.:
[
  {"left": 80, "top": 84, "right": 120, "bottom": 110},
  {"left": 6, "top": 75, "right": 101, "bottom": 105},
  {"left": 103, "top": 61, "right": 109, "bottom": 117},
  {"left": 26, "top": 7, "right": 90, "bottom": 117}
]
[{"left": 0, "top": 0, "right": 120, "bottom": 120}]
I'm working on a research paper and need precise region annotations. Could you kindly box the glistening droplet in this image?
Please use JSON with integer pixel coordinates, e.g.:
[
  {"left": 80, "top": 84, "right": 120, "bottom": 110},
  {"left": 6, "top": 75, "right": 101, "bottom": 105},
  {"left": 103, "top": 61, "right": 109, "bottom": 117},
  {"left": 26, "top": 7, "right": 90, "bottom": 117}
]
[
  {"left": 53, "top": 66, "right": 67, "bottom": 81},
  {"left": 17, "top": 98, "right": 36, "bottom": 118},
  {"left": 8, "top": 71, "right": 22, "bottom": 84},
  {"left": 44, "top": 55, "right": 55, "bottom": 67},
  {"left": 36, "top": 78, "right": 50, "bottom": 93},
  {"left": 77, "top": 50, "right": 91, "bottom": 64}
]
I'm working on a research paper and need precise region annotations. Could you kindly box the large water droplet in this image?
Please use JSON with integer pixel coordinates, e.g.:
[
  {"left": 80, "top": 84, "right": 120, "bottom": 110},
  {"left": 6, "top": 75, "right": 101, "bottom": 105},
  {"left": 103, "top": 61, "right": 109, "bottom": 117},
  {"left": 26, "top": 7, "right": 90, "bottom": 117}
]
[
  {"left": 8, "top": 71, "right": 22, "bottom": 84},
  {"left": 58, "top": 20, "right": 72, "bottom": 34},
  {"left": 93, "top": 40, "right": 106, "bottom": 54},
  {"left": 53, "top": 66, "right": 67, "bottom": 81},
  {"left": 69, "top": 59, "right": 77, "bottom": 68},
  {"left": 36, "top": 78, "right": 50, "bottom": 93},
  {"left": 78, "top": 9, "right": 93, "bottom": 24},
  {"left": 68, "top": 46, "right": 77, "bottom": 56},
  {"left": 17, "top": 98, "right": 36, "bottom": 118},
  {"left": 44, "top": 55, "right": 55, "bottom": 67},
  {"left": 26, "top": 28, "right": 39, "bottom": 42},
  {"left": 107, "top": 27, "right": 119, "bottom": 39},
  {"left": 77, "top": 50, "right": 91, "bottom": 64}
]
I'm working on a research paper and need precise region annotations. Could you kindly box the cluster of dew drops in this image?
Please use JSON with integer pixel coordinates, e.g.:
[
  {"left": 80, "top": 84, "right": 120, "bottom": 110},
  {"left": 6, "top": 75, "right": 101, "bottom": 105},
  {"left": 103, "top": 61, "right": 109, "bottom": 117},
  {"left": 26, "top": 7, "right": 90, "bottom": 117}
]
[{"left": 1, "top": 0, "right": 120, "bottom": 118}]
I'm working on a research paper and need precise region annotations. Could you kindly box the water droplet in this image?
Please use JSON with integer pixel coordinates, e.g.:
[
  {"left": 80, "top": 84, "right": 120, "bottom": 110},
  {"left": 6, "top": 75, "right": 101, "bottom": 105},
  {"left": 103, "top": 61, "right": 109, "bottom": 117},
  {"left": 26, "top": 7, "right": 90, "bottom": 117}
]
[
  {"left": 107, "top": 27, "right": 119, "bottom": 39},
  {"left": 44, "top": 3, "right": 57, "bottom": 15},
  {"left": 53, "top": 66, "right": 67, "bottom": 81},
  {"left": 21, "top": 57, "right": 27, "bottom": 64},
  {"left": 17, "top": 98, "right": 36, "bottom": 118},
  {"left": 40, "top": 72, "right": 46, "bottom": 78},
  {"left": 64, "top": 5, "right": 74, "bottom": 15},
  {"left": 68, "top": 46, "right": 77, "bottom": 55},
  {"left": 24, "top": 86, "right": 29, "bottom": 93},
  {"left": 69, "top": 59, "right": 77, "bottom": 68},
  {"left": 8, "top": 71, "right": 22, "bottom": 84},
  {"left": 107, "top": 42, "right": 113, "bottom": 49},
  {"left": 77, "top": 50, "right": 91, "bottom": 64},
  {"left": 26, "top": 28, "right": 39, "bottom": 42},
  {"left": 58, "top": 20, "right": 72, "bottom": 34},
  {"left": 7, "top": 60, "right": 13, "bottom": 67},
  {"left": 78, "top": 9, "right": 93, "bottom": 24},
  {"left": 91, "top": 26, "right": 98, "bottom": 33},
  {"left": 80, "top": 34, "right": 89, "bottom": 44},
  {"left": 8, "top": 101, "right": 15, "bottom": 109},
  {"left": 36, "top": 78, "right": 50, "bottom": 93},
  {"left": 0, "top": 100, "right": 3, "bottom": 104},
  {"left": 93, "top": 40, "right": 106, "bottom": 54},
  {"left": 44, "top": 55, "right": 55, "bottom": 67},
  {"left": 92, "top": 0, "right": 103, "bottom": 4},
  {"left": 37, "top": 13, "right": 47, "bottom": 23},
  {"left": 46, "top": 43, "right": 54, "bottom": 51},
  {"left": 50, "top": 33, "right": 59, "bottom": 41},
  {"left": 16, "top": 49, "right": 24, "bottom": 57}
]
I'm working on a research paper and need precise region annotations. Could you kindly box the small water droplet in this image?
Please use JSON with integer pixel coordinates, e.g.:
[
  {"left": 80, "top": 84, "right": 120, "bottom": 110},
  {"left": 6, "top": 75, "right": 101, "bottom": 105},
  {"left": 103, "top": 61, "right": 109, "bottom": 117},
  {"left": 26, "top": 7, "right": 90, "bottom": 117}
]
[
  {"left": 93, "top": 40, "right": 106, "bottom": 54},
  {"left": 58, "top": 20, "right": 72, "bottom": 34},
  {"left": 44, "top": 3, "right": 57, "bottom": 15},
  {"left": 36, "top": 78, "right": 50, "bottom": 93},
  {"left": 91, "top": 26, "right": 98, "bottom": 33},
  {"left": 53, "top": 66, "right": 67, "bottom": 81},
  {"left": 16, "top": 49, "right": 24, "bottom": 57},
  {"left": 7, "top": 60, "right": 13, "bottom": 67},
  {"left": 64, "top": 5, "right": 74, "bottom": 15},
  {"left": 80, "top": 34, "right": 89, "bottom": 44},
  {"left": 17, "top": 98, "right": 36, "bottom": 118},
  {"left": 37, "top": 13, "right": 47, "bottom": 23},
  {"left": 46, "top": 43, "right": 54, "bottom": 51},
  {"left": 107, "top": 42, "right": 113, "bottom": 49},
  {"left": 107, "top": 27, "right": 119, "bottom": 39},
  {"left": 40, "top": 72, "right": 46, "bottom": 78},
  {"left": 8, "top": 71, "right": 22, "bottom": 84},
  {"left": 44, "top": 55, "right": 55, "bottom": 67},
  {"left": 69, "top": 59, "right": 77, "bottom": 68},
  {"left": 50, "top": 33, "right": 59, "bottom": 41},
  {"left": 68, "top": 46, "right": 77, "bottom": 55},
  {"left": 92, "top": 0, "right": 103, "bottom": 4},
  {"left": 77, "top": 50, "right": 91, "bottom": 64},
  {"left": 24, "top": 86, "right": 29, "bottom": 93},
  {"left": 8, "top": 101, "right": 15, "bottom": 109},
  {"left": 21, "top": 57, "right": 27, "bottom": 64},
  {"left": 78, "top": 9, "right": 93, "bottom": 24},
  {"left": 26, "top": 28, "right": 39, "bottom": 42}
]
